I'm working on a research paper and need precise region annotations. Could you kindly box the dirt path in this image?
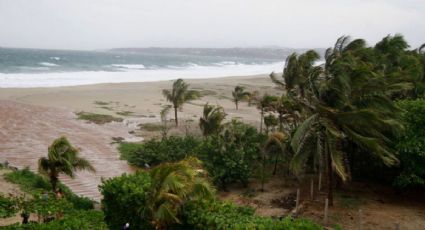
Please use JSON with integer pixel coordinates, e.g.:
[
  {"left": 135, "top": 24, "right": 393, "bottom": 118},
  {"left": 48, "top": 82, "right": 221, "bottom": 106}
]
[{"left": 0, "top": 100, "right": 134, "bottom": 201}]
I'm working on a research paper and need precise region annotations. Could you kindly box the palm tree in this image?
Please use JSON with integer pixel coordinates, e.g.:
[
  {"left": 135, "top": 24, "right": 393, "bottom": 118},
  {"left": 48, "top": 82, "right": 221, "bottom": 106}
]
[
  {"left": 162, "top": 79, "right": 200, "bottom": 127},
  {"left": 38, "top": 136, "right": 95, "bottom": 191},
  {"left": 255, "top": 94, "right": 278, "bottom": 133},
  {"left": 264, "top": 132, "right": 288, "bottom": 176},
  {"left": 199, "top": 104, "right": 226, "bottom": 137},
  {"left": 270, "top": 50, "right": 319, "bottom": 98},
  {"left": 290, "top": 37, "right": 403, "bottom": 205},
  {"left": 263, "top": 114, "right": 278, "bottom": 134},
  {"left": 160, "top": 105, "right": 172, "bottom": 139},
  {"left": 273, "top": 95, "right": 300, "bottom": 132},
  {"left": 145, "top": 157, "right": 215, "bottom": 229},
  {"left": 232, "top": 86, "right": 251, "bottom": 110}
]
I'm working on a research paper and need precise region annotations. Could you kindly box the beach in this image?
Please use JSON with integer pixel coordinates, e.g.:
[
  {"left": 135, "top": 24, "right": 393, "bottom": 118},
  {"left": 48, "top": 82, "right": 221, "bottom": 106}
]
[{"left": 0, "top": 74, "right": 280, "bottom": 200}]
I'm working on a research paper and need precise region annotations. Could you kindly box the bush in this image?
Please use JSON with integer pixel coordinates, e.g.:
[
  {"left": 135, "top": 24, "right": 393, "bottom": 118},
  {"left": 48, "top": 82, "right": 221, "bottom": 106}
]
[
  {"left": 119, "top": 136, "right": 201, "bottom": 167},
  {"left": 99, "top": 171, "right": 152, "bottom": 230},
  {"left": 179, "top": 200, "right": 322, "bottom": 230},
  {"left": 0, "top": 194, "right": 18, "bottom": 218},
  {"left": 394, "top": 99, "right": 425, "bottom": 188},
  {"left": 197, "top": 121, "right": 264, "bottom": 188},
  {"left": 76, "top": 112, "right": 123, "bottom": 124},
  {"left": 1, "top": 210, "right": 107, "bottom": 230},
  {"left": 4, "top": 168, "right": 94, "bottom": 210}
]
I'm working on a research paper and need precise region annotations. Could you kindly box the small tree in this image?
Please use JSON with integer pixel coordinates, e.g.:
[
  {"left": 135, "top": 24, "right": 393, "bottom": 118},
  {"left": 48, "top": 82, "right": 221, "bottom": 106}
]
[
  {"left": 199, "top": 104, "right": 226, "bottom": 137},
  {"left": 38, "top": 136, "right": 95, "bottom": 191},
  {"left": 255, "top": 94, "right": 278, "bottom": 133},
  {"left": 160, "top": 105, "right": 172, "bottom": 139},
  {"left": 162, "top": 79, "right": 200, "bottom": 127},
  {"left": 232, "top": 86, "right": 251, "bottom": 110},
  {"left": 263, "top": 114, "right": 278, "bottom": 134}
]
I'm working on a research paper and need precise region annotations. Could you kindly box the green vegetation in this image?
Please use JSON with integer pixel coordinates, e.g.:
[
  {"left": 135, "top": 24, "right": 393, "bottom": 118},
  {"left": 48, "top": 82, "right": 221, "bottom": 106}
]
[
  {"left": 119, "top": 136, "right": 201, "bottom": 167},
  {"left": 232, "top": 85, "right": 251, "bottom": 110},
  {"left": 199, "top": 104, "right": 226, "bottom": 137},
  {"left": 38, "top": 136, "right": 95, "bottom": 191},
  {"left": 4, "top": 168, "right": 94, "bottom": 210},
  {"left": 181, "top": 200, "right": 321, "bottom": 230},
  {"left": 0, "top": 194, "right": 18, "bottom": 218},
  {"left": 162, "top": 78, "right": 200, "bottom": 126},
  {"left": 100, "top": 158, "right": 215, "bottom": 229},
  {"left": 100, "top": 158, "right": 320, "bottom": 230},
  {"left": 116, "top": 110, "right": 134, "bottom": 116},
  {"left": 76, "top": 112, "right": 123, "bottom": 124},
  {"left": 139, "top": 122, "right": 164, "bottom": 132},
  {"left": 2, "top": 210, "right": 107, "bottom": 230}
]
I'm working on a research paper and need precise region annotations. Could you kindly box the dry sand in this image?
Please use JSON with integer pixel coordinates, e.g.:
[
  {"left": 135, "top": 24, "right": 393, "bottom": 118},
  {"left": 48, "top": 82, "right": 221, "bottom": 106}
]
[{"left": 0, "top": 74, "right": 280, "bottom": 200}]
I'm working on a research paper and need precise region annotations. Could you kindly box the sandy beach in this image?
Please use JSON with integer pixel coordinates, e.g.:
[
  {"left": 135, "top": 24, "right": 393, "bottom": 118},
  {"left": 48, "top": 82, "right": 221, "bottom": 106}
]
[{"left": 0, "top": 74, "right": 280, "bottom": 200}]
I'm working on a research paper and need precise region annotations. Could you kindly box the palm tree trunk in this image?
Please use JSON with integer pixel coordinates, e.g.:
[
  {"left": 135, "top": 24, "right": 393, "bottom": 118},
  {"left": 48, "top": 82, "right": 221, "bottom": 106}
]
[
  {"left": 260, "top": 109, "right": 264, "bottom": 133},
  {"left": 235, "top": 100, "right": 239, "bottom": 110},
  {"left": 50, "top": 173, "right": 58, "bottom": 192},
  {"left": 174, "top": 107, "right": 178, "bottom": 127},
  {"left": 272, "top": 153, "right": 279, "bottom": 175},
  {"left": 278, "top": 113, "right": 283, "bottom": 131},
  {"left": 326, "top": 145, "right": 333, "bottom": 206}
]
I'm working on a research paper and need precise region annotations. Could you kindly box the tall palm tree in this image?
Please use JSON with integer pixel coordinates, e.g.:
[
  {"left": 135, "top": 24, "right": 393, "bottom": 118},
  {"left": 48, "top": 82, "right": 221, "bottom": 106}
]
[
  {"left": 270, "top": 50, "right": 319, "bottom": 98},
  {"left": 145, "top": 157, "right": 215, "bottom": 229},
  {"left": 256, "top": 94, "right": 278, "bottom": 133},
  {"left": 199, "top": 104, "right": 226, "bottom": 137},
  {"left": 290, "top": 37, "right": 403, "bottom": 205},
  {"left": 38, "top": 136, "right": 95, "bottom": 191},
  {"left": 232, "top": 86, "right": 251, "bottom": 110},
  {"left": 162, "top": 79, "right": 200, "bottom": 127}
]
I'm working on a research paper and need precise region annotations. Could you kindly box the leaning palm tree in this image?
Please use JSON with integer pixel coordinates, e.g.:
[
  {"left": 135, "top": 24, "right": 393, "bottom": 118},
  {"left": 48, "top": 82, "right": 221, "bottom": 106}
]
[
  {"left": 145, "top": 157, "right": 215, "bottom": 229},
  {"left": 290, "top": 37, "right": 403, "bottom": 206},
  {"left": 162, "top": 79, "right": 200, "bottom": 127},
  {"left": 38, "top": 136, "right": 95, "bottom": 191},
  {"left": 199, "top": 104, "right": 226, "bottom": 137},
  {"left": 231, "top": 86, "right": 251, "bottom": 110}
]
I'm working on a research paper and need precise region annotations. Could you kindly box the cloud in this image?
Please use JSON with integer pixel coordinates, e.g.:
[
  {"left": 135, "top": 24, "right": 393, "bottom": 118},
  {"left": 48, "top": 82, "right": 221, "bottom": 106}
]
[{"left": 0, "top": 0, "right": 424, "bottom": 49}]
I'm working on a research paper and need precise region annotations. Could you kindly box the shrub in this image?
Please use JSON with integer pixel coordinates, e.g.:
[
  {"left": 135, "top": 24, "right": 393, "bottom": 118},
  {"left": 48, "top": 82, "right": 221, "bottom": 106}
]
[
  {"left": 0, "top": 194, "right": 18, "bottom": 218},
  {"left": 99, "top": 171, "right": 152, "bottom": 230},
  {"left": 394, "top": 99, "right": 425, "bottom": 188},
  {"left": 4, "top": 168, "right": 94, "bottom": 210},
  {"left": 1, "top": 210, "right": 107, "bottom": 230},
  {"left": 118, "top": 136, "right": 201, "bottom": 167},
  {"left": 179, "top": 200, "right": 322, "bottom": 230},
  {"left": 197, "top": 121, "right": 264, "bottom": 188}
]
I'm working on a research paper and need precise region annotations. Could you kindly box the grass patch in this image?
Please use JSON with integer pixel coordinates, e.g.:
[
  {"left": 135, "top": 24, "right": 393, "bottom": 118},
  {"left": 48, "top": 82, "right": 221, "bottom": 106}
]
[
  {"left": 116, "top": 111, "right": 134, "bottom": 116},
  {"left": 94, "top": 101, "right": 110, "bottom": 106},
  {"left": 139, "top": 123, "right": 163, "bottom": 132},
  {"left": 4, "top": 168, "right": 94, "bottom": 210},
  {"left": 76, "top": 112, "right": 123, "bottom": 124},
  {"left": 99, "top": 106, "right": 113, "bottom": 111},
  {"left": 200, "top": 89, "right": 217, "bottom": 96}
]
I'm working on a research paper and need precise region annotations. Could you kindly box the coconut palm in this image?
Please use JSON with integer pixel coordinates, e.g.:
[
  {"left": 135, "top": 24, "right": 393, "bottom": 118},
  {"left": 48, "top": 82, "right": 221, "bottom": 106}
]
[
  {"left": 145, "top": 157, "right": 215, "bottom": 229},
  {"left": 232, "top": 86, "right": 251, "bottom": 110},
  {"left": 38, "top": 136, "right": 95, "bottom": 191},
  {"left": 263, "top": 113, "right": 278, "bottom": 134},
  {"left": 199, "top": 104, "right": 226, "bottom": 137},
  {"left": 162, "top": 79, "right": 200, "bottom": 127},
  {"left": 255, "top": 94, "right": 278, "bottom": 133},
  {"left": 290, "top": 37, "right": 403, "bottom": 205},
  {"left": 270, "top": 50, "right": 319, "bottom": 98}
]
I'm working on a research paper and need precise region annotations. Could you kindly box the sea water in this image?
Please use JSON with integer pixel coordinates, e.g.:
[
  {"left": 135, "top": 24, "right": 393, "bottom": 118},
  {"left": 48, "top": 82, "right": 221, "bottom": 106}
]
[{"left": 0, "top": 47, "right": 289, "bottom": 88}]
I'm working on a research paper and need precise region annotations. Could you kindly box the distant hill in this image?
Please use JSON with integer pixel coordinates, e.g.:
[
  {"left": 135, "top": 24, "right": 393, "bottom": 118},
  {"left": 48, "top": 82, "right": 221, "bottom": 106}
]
[{"left": 109, "top": 47, "right": 326, "bottom": 60}]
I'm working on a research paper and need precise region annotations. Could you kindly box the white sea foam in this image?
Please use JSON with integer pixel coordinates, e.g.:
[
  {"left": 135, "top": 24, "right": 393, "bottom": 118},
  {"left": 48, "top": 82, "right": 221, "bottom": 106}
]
[
  {"left": 50, "top": 57, "right": 61, "bottom": 61},
  {"left": 0, "top": 62, "right": 283, "bottom": 88},
  {"left": 38, "top": 62, "right": 59, "bottom": 67},
  {"left": 111, "top": 64, "right": 145, "bottom": 69}
]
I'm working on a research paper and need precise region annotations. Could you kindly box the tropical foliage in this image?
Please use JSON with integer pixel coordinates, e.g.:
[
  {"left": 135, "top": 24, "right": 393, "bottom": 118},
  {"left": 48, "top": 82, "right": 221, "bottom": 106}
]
[
  {"left": 199, "top": 104, "right": 226, "bottom": 137},
  {"left": 162, "top": 79, "right": 200, "bottom": 126},
  {"left": 38, "top": 136, "right": 95, "bottom": 192},
  {"left": 231, "top": 85, "right": 251, "bottom": 110}
]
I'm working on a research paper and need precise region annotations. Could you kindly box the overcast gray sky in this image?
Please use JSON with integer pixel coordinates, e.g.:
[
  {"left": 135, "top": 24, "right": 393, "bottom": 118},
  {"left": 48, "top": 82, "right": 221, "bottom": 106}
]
[{"left": 0, "top": 0, "right": 424, "bottom": 50}]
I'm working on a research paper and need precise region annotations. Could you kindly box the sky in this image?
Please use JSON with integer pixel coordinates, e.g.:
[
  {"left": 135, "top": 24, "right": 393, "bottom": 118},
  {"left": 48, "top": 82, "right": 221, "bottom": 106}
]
[{"left": 0, "top": 0, "right": 424, "bottom": 50}]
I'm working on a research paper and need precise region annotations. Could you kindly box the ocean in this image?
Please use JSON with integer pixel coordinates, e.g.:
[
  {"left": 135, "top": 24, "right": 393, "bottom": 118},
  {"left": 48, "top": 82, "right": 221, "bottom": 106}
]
[{"left": 0, "top": 47, "right": 293, "bottom": 88}]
